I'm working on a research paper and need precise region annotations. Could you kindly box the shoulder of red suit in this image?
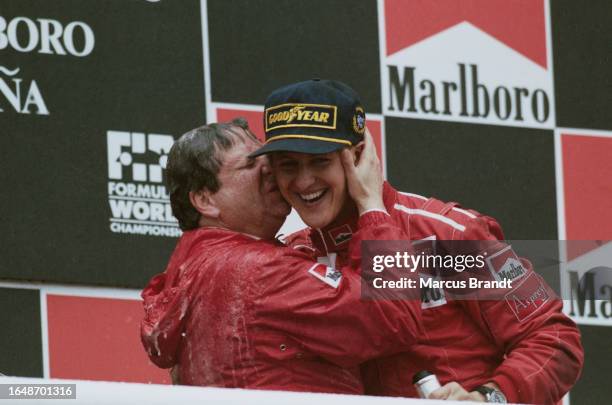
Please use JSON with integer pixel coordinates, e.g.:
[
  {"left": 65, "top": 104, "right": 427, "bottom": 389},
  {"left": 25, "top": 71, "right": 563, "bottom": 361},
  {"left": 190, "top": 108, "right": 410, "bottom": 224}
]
[
  {"left": 392, "top": 190, "right": 485, "bottom": 234},
  {"left": 282, "top": 227, "right": 311, "bottom": 244}
]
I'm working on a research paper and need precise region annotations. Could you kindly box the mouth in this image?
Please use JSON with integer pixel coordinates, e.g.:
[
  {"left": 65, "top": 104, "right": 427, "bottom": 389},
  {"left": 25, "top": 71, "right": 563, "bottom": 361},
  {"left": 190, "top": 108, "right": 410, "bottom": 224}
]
[{"left": 298, "top": 189, "right": 328, "bottom": 205}]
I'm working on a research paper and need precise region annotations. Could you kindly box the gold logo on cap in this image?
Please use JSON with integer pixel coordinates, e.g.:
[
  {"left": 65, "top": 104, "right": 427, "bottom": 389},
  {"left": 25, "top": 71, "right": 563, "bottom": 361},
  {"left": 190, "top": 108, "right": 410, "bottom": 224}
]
[
  {"left": 352, "top": 106, "right": 366, "bottom": 135},
  {"left": 265, "top": 103, "right": 337, "bottom": 132}
]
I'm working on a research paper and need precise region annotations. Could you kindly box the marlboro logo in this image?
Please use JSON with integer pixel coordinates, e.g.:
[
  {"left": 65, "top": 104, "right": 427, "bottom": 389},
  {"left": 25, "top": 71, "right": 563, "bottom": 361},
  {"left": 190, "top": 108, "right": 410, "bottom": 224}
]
[
  {"left": 379, "top": 0, "right": 554, "bottom": 128},
  {"left": 486, "top": 245, "right": 528, "bottom": 282}
]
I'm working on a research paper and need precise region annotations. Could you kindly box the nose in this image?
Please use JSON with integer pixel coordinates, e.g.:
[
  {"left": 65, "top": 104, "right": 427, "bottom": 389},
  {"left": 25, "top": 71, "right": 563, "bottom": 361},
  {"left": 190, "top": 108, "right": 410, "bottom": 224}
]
[{"left": 293, "top": 165, "right": 316, "bottom": 191}]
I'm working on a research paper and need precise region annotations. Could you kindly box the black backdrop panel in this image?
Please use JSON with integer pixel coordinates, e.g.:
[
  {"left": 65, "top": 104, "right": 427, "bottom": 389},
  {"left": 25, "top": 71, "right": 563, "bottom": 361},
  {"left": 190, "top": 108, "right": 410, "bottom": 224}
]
[
  {"left": 572, "top": 325, "right": 612, "bottom": 404},
  {"left": 385, "top": 118, "right": 557, "bottom": 240},
  {"left": 0, "top": 0, "right": 205, "bottom": 287},
  {"left": 552, "top": 0, "right": 612, "bottom": 130},
  {"left": 207, "top": 0, "right": 382, "bottom": 113},
  {"left": 0, "top": 288, "right": 43, "bottom": 377}
]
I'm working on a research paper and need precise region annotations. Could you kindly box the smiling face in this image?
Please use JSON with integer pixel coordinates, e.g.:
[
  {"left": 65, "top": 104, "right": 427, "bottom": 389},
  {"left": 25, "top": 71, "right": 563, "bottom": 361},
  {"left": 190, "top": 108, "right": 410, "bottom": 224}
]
[{"left": 271, "top": 151, "right": 351, "bottom": 229}]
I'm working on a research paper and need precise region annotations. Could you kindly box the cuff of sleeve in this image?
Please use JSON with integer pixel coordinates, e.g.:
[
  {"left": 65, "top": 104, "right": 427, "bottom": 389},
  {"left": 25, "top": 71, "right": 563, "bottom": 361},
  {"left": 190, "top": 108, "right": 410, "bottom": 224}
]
[
  {"left": 490, "top": 372, "right": 520, "bottom": 404},
  {"left": 360, "top": 208, "right": 390, "bottom": 216},
  {"left": 358, "top": 210, "right": 391, "bottom": 228}
]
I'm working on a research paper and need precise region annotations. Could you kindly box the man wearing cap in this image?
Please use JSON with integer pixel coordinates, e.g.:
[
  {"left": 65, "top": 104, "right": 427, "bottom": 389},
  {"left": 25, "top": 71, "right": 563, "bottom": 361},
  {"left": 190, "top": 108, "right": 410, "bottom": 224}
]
[
  {"left": 140, "top": 118, "right": 422, "bottom": 393},
  {"left": 253, "top": 79, "right": 583, "bottom": 404}
]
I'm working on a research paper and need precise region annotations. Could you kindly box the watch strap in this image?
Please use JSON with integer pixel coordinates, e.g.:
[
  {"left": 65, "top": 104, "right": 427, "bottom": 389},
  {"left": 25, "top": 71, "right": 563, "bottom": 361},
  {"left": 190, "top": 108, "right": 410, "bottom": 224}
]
[{"left": 474, "top": 385, "right": 507, "bottom": 403}]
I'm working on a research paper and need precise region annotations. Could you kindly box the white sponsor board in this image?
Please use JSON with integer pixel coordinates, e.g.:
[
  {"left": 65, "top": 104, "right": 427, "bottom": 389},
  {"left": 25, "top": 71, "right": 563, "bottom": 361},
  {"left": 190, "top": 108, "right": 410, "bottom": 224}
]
[{"left": 379, "top": 3, "right": 555, "bottom": 129}]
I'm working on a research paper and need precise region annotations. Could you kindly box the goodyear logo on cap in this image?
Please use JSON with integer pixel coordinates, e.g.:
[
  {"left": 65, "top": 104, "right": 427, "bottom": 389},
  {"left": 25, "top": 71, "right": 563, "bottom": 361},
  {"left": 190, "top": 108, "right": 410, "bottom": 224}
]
[{"left": 265, "top": 103, "right": 337, "bottom": 132}]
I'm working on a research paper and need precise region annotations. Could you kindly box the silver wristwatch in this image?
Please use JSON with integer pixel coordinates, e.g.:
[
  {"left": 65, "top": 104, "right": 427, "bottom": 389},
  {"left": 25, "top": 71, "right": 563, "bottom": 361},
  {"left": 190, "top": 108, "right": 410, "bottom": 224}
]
[{"left": 474, "top": 385, "right": 507, "bottom": 403}]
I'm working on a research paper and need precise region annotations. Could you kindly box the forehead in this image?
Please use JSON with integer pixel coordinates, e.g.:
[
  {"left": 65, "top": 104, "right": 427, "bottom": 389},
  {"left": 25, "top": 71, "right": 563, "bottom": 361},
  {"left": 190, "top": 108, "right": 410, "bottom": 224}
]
[
  {"left": 223, "top": 125, "right": 259, "bottom": 146},
  {"left": 218, "top": 129, "right": 260, "bottom": 160}
]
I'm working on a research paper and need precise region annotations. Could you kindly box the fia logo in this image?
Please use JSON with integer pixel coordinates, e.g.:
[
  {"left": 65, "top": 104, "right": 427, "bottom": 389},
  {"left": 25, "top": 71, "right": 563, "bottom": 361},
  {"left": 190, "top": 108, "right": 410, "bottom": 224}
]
[
  {"left": 106, "top": 131, "right": 179, "bottom": 238},
  {"left": 107, "top": 131, "right": 173, "bottom": 183},
  {"left": 0, "top": 66, "right": 49, "bottom": 115}
]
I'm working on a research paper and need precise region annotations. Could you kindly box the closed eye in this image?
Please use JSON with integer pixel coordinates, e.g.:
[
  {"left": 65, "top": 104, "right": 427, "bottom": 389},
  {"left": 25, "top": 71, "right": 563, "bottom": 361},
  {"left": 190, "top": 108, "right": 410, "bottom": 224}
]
[{"left": 241, "top": 157, "right": 257, "bottom": 169}]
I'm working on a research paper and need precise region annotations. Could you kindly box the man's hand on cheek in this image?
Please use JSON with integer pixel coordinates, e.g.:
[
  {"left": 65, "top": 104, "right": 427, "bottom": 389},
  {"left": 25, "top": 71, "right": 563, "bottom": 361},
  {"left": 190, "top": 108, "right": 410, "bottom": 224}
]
[
  {"left": 340, "top": 128, "right": 385, "bottom": 214},
  {"left": 428, "top": 382, "right": 486, "bottom": 402}
]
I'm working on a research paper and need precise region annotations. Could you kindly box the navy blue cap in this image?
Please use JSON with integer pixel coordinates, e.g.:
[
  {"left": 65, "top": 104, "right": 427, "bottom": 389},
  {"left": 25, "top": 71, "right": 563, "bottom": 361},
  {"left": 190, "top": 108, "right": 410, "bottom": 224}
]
[{"left": 250, "top": 79, "right": 366, "bottom": 157}]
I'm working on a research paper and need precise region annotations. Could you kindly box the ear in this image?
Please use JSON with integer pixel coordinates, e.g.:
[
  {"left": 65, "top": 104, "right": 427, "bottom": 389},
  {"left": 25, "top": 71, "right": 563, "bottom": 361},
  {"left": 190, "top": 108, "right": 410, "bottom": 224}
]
[
  {"left": 189, "top": 189, "right": 220, "bottom": 219},
  {"left": 351, "top": 142, "right": 365, "bottom": 164}
]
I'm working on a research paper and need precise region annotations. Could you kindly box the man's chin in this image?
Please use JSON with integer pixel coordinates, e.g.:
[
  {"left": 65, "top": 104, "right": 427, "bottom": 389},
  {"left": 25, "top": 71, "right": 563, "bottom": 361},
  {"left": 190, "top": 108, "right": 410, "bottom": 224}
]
[
  {"left": 268, "top": 200, "right": 291, "bottom": 219},
  {"left": 266, "top": 210, "right": 291, "bottom": 240},
  {"left": 279, "top": 205, "right": 292, "bottom": 219},
  {"left": 269, "top": 193, "right": 291, "bottom": 214}
]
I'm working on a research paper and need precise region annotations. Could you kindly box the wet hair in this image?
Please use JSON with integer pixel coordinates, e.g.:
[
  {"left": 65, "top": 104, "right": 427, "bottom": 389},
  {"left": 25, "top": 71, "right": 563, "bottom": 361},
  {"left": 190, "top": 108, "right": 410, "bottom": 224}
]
[{"left": 166, "top": 117, "right": 258, "bottom": 230}]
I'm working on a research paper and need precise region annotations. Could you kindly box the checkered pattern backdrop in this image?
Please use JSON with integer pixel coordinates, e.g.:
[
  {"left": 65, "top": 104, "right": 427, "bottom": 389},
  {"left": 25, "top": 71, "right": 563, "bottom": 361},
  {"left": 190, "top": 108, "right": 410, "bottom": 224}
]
[{"left": 1, "top": 1, "right": 610, "bottom": 403}]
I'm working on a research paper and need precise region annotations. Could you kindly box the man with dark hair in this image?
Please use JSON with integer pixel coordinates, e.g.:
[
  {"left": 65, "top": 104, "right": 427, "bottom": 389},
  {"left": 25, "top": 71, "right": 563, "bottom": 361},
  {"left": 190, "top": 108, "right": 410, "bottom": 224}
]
[
  {"left": 140, "top": 119, "right": 422, "bottom": 393},
  {"left": 165, "top": 119, "right": 251, "bottom": 231},
  {"left": 165, "top": 117, "right": 288, "bottom": 236}
]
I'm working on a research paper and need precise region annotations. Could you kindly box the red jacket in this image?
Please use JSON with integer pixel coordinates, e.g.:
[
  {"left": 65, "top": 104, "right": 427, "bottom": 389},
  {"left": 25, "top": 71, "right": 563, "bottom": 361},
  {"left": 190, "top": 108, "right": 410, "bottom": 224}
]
[
  {"left": 286, "top": 183, "right": 583, "bottom": 404},
  {"left": 140, "top": 211, "right": 422, "bottom": 394}
]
